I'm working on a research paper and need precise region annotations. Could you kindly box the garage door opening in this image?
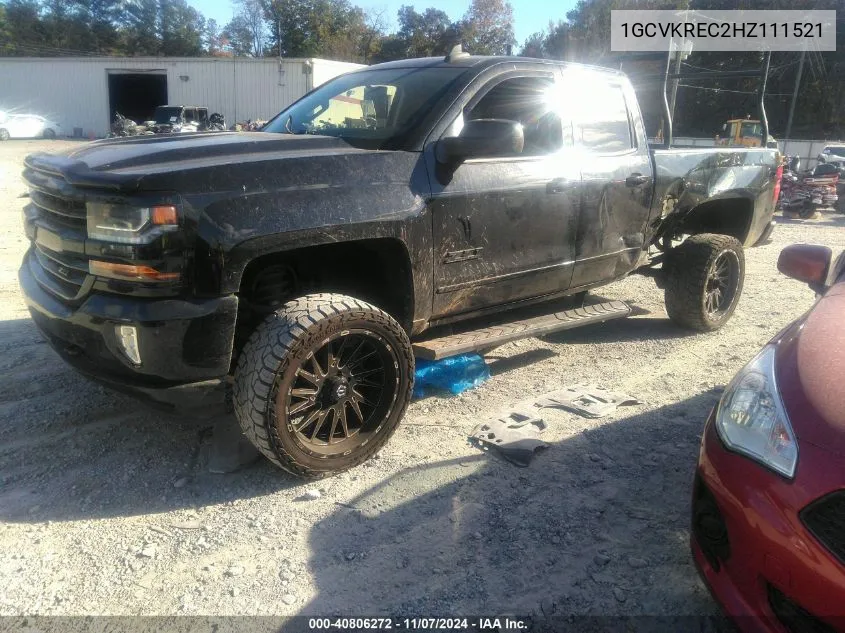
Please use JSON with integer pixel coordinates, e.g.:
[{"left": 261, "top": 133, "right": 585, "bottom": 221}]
[{"left": 108, "top": 72, "right": 167, "bottom": 125}]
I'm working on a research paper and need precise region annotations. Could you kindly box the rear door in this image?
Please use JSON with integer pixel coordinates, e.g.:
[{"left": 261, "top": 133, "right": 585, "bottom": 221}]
[
  {"left": 568, "top": 71, "right": 653, "bottom": 289},
  {"left": 428, "top": 67, "right": 581, "bottom": 318}
]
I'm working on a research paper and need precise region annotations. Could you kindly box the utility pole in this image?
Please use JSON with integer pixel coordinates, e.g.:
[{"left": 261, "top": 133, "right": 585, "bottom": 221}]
[
  {"left": 784, "top": 48, "right": 806, "bottom": 142},
  {"left": 668, "top": 45, "right": 683, "bottom": 123}
]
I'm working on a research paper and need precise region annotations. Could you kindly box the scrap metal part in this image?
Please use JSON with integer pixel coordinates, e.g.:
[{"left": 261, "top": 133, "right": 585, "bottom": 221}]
[
  {"left": 471, "top": 412, "right": 548, "bottom": 467},
  {"left": 531, "top": 385, "right": 641, "bottom": 419}
]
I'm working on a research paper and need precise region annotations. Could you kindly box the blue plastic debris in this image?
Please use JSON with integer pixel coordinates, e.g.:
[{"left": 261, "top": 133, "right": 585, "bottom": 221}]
[{"left": 413, "top": 353, "right": 491, "bottom": 399}]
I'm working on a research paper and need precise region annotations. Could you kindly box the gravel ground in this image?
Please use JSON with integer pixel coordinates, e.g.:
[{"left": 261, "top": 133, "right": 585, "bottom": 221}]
[{"left": 2, "top": 139, "right": 845, "bottom": 623}]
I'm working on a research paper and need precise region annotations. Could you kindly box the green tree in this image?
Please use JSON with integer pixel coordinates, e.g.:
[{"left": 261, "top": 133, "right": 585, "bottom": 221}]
[
  {"left": 205, "top": 18, "right": 227, "bottom": 55},
  {"left": 265, "top": 0, "right": 369, "bottom": 61},
  {"left": 2, "top": 0, "right": 46, "bottom": 55},
  {"left": 359, "top": 8, "right": 387, "bottom": 62},
  {"left": 519, "top": 31, "right": 546, "bottom": 58},
  {"left": 223, "top": 14, "right": 257, "bottom": 56},
  {"left": 397, "top": 6, "right": 453, "bottom": 56},
  {"left": 223, "top": 0, "right": 265, "bottom": 57},
  {"left": 123, "top": 0, "right": 161, "bottom": 55},
  {"left": 462, "top": 0, "right": 515, "bottom": 55},
  {"left": 372, "top": 5, "right": 461, "bottom": 62},
  {"left": 74, "top": 0, "right": 123, "bottom": 53},
  {"left": 160, "top": 0, "right": 205, "bottom": 56},
  {"left": 0, "top": 5, "right": 9, "bottom": 55}
]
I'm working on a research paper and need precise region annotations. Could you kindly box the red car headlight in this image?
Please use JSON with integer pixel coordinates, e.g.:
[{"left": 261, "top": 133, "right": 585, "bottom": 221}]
[{"left": 715, "top": 345, "right": 798, "bottom": 479}]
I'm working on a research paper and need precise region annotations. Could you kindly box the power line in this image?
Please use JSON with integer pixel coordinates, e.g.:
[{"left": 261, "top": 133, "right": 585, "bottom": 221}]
[{"left": 677, "top": 83, "right": 794, "bottom": 96}]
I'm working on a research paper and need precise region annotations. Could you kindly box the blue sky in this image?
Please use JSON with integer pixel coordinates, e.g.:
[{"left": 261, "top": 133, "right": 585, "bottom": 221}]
[{"left": 189, "top": 0, "right": 580, "bottom": 48}]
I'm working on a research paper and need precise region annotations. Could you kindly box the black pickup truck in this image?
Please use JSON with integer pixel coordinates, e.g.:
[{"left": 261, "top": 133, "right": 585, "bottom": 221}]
[{"left": 19, "top": 52, "right": 781, "bottom": 477}]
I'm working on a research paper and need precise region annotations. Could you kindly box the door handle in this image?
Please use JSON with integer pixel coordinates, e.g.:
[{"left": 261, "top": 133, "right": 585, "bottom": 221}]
[
  {"left": 547, "top": 179, "right": 571, "bottom": 194},
  {"left": 625, "top": 173, "right": 649, "bottom": 187}
]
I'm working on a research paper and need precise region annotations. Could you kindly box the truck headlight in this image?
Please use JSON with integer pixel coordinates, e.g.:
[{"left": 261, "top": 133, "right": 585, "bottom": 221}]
[
  {"left": 715, "top": 346, "right": 798, "bottom": 478},
  {"left": 87, "top": 203, "right": 178, "bottom": 243}
]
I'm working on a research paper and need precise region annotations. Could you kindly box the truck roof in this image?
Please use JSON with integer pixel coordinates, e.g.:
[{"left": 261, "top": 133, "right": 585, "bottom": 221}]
[{"left": 368, "top": 55, "right": 626, "bottom": 78}]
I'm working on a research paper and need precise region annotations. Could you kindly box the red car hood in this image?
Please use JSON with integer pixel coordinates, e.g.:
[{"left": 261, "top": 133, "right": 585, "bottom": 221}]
[{"left": 777, "top": 281, "right": 845, "bottom": 455}]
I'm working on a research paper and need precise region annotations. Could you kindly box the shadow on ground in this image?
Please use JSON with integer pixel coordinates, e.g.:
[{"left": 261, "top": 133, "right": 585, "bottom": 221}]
[
  {"left": 0, "top": 314, "right": 734, "bottom": 624},
  {"left": 776, "top": 211, "right": 845, "bottom": 228},
  {"left": 0, "top": 317, "right": 293, "bottom": 522},
  {"left": 296, "top": 390, "right": 731, "bottom": 627}
]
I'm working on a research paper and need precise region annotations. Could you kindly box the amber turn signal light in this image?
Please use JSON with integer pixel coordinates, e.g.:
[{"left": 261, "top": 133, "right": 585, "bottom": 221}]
[
  {"left": 89, "top": 260, "right": 180, "bottom": 282},
  {"left": 151, "top": 205, "right": 178, "bottom": 225}
]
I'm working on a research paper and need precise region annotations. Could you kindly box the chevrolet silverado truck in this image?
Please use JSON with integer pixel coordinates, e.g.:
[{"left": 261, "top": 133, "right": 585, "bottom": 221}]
[{"left": 19, "top": 51, "right": 781, "bottom": 477}]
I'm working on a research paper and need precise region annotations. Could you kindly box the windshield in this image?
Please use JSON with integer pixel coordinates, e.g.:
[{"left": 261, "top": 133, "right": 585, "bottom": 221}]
[
  {"left": 154, "top": 107, "right": 183, "bottom": 124},
  {"left": 264, "top": 67, "right": 466, "bottom": 150},
  {"left": 826, "top": 146, "right": 845, "bottom": 158},
  {"left": 741, "top": 121, "right": 762, "bottom": 138}
]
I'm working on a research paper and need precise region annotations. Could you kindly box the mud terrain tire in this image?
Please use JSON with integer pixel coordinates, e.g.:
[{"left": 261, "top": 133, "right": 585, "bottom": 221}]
[
  {"left": 233, "top": 293, "right": 414, "bottom": 478},
  {"left": 664, "top": 234, "right": 745, "bottom": 332}
]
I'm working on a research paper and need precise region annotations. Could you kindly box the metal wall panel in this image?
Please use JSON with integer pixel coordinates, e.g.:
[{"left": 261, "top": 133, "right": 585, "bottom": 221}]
[
  {"left": 311, "top": 59, "right": 367, "bottom": 91},
  {"left": 0, "top": 57, "right": 364, "bottom": 138}
]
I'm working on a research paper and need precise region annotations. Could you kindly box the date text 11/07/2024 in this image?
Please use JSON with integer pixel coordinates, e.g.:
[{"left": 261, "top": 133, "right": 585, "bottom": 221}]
[{"left": 307, "top": 618, "right": 529, "bottom": 630}]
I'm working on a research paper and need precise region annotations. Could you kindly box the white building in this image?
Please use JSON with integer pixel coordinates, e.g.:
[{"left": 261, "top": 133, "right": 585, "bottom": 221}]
[{"left": 0, "top": 56, "right": 364, "bottom": 138}]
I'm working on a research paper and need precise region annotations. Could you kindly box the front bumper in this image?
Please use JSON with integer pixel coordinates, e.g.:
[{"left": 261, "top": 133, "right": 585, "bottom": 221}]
[
  {"left": 692, "top": 409, "right": 845, "bottom": 632},
  {"left": 19, "top": 255, "right": 237, "bottom": 410}
]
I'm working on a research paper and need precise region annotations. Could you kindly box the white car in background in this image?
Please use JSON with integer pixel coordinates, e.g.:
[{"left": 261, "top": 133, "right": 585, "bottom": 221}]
[
  {"left": 818, "top": 144, "right": 845, "bottom": 174},
  {"left": 0, "top": 113, "right": 62, "bottom": 140}
]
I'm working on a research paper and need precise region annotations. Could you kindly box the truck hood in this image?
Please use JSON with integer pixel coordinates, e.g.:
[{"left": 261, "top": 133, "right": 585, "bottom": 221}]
[
  {"left": 27, "top": 132, "right": 374, "bottom": 191},
  {"left": 776, "top": 282, "right": 845, "bottom": 456}
]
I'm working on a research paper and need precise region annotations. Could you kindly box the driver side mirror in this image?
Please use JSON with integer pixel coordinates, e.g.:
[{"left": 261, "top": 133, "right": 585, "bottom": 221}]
[
  {"left": 436, "top": 119, "right": 525, "bottom": 164},
  {"left": 778, "top": 244, "right": 835, "bottom": 293}
]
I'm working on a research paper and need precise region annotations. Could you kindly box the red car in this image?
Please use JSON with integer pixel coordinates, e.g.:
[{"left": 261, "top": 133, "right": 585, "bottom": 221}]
[{"left": 692, "top": 243, "right": 845, "bottom": 633}]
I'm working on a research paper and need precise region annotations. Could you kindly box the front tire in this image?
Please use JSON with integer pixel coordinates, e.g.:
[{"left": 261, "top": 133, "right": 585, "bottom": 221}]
[
  {"left": 233, "top": 293, "right": 414, "bottom": 478},
  {"left": 43, "top": 128, "right": 56, "bottom": 139},
  {"left": 0, "top": 129, "right": 9, "bottom": 141},
  {"left": 664, "top": 234, "right": 745, "bottom": 332}
]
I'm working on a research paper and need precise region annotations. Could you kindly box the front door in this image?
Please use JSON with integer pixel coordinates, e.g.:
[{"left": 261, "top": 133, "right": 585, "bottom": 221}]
[{"left": 429, "top": 70, "right": 581, "bottom": 319}]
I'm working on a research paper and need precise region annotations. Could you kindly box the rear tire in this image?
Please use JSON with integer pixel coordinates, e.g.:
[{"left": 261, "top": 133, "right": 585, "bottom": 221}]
[
  {"left": 664, "top": 234, "right": 745, "bottom": 332},
  {"left": 0, "top": 129, "right": 9, "bottom": 141},
  {"left": 233, "top": 293, "right": 414, "bottom": 478}
]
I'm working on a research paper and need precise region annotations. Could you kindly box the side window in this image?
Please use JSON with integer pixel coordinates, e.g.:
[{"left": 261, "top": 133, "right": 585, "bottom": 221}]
[
  {"left": 574, "top": 81, "right": 632, "bottom": 153},
  {"left": 729, "top": 122, "right": 740, "bottom": 140},
  {"left": 184, "top": 108, "right": 198, "bottom": 123},
  {"left": 459, "top": 76, "right": 568, "bottom": 156}
]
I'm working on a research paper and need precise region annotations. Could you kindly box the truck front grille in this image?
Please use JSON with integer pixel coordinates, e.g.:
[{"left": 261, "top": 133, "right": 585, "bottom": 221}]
[
  {"left": 29, "top": 189, "right": 86, "bottom": 229},
  {"left": 31, "top": 244, "right": 89, "bottom": 301},
  {"left": 22, "top": 165, "right": 91, "bottom": 304}
]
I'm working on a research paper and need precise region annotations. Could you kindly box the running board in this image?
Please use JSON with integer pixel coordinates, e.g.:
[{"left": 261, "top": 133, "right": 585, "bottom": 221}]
[{"left": 412, "top": 301, "right": 632, "bottom": 360}]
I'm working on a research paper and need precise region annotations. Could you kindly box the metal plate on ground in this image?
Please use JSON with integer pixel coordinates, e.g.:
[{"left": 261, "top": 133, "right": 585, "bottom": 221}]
[
  {"left": 470, "top": 412, "right": 548, "bottom": 467},
  {"left": 530, "top": 385, "right": 641, "bottom": 419}
]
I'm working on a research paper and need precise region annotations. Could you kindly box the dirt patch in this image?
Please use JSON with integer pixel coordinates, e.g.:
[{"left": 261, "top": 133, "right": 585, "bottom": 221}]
[{"left": 1, "top": 139, "right": 844, "bottom": 618}]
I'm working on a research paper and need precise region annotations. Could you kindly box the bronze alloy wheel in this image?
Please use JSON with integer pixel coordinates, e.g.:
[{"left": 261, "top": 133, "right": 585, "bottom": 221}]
[
  {"left": 233, "top": 293, "right": 414, "bottom": 478},
  {"left": 704, "top": 250, "right": 741, "bottom": 320},
  {"left": 278, "top": 329, "right": 401, "bottom": 457}
]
